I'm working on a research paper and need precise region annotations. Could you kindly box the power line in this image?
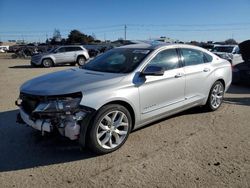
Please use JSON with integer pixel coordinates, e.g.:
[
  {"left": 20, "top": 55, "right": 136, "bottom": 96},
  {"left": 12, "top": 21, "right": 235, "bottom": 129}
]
[
  {"left": 127, "top": 22, "right": 250, "bottom": 27},
  {"left": 127, "top": 27, "right": 250, "bottom": 32},
  {"left": 0, "top": 25, "right": 124, "bottom": 34}
]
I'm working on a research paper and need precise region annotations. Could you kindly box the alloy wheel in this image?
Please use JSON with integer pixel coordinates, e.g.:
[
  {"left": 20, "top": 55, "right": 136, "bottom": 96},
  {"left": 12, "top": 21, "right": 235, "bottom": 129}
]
[
  {"left": 96, "top": 110, "right": 129, "bottom": 149},
  {"left": 78, "top": 57, "right": 85, "bottom": 66},
  {"left": 210, "top": 83, "right": 224, "bottom": 109}
]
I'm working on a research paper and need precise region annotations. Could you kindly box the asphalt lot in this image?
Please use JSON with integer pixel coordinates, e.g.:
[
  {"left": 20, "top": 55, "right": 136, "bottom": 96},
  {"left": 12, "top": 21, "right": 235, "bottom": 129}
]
[{"left": 0, "top": 58, "right": 250, "bottom": 187}]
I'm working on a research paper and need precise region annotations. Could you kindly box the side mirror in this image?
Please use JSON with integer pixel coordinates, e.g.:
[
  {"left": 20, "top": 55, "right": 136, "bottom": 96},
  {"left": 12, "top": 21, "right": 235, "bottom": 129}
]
[{"left": 141, "top": 65, "right": 164, "bottom": 76}]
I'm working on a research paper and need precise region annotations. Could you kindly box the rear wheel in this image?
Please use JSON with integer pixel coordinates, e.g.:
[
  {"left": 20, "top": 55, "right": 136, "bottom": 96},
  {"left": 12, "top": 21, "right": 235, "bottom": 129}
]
[
  {"left": 87, "top": 104, "right": 132, "bottom": 154},
  {"left": 42, "top": 58, "right": 53, "bottom": 68},
  {"left": 77, "top": 56, "right": 86, "bottom": 66},
  {"left": 205, "top": 81, "right": 225, "bottom": 111}
]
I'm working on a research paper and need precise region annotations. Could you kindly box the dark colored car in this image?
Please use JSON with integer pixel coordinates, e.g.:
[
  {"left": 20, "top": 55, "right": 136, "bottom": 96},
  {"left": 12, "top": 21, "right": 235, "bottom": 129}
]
[{"left": 232, "top": 40, "right": 250, "bottom": 85}]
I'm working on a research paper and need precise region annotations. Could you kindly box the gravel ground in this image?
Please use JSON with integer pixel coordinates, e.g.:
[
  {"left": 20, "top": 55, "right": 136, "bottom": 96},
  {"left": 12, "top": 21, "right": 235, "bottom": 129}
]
[{"left": 0, "top": 59, "right": 250, "bottom": 188}]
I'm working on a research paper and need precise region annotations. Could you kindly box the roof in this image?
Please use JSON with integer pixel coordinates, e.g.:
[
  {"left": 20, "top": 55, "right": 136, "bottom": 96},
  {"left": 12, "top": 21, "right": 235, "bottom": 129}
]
[
  {"left": 117, "top": 40, "right": 171, "bottom": 50},
  {"left": 213, "top": 45, "right": 238, "bottom": 47},
  {"left": 117, "top": 40, "right": 207, "bottom": 51}
]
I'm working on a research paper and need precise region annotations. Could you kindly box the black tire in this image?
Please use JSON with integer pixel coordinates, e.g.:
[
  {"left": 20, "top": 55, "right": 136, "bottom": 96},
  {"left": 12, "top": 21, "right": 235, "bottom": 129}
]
[
  {"left": 86, "top": 104, "right": 132, "bottom": 154},
  {"left": 205, "top": 81, "right": 225, "bottom": 111},
  {"left": 11, "top": 54, "right": 17, "bottom": 59},
  {"left": 77, "top": 56, "right": 86, "bottom": 66},
  {"left": 30, "top": 62, "right": 37, "bottom": 68},
  {"left": 42, "top": 58, "right": 53, "bottom": 68}
]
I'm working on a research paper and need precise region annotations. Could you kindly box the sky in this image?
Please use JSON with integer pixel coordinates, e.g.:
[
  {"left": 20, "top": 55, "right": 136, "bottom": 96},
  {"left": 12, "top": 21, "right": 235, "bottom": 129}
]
[{"left": 0, "top": 0, "right": 250, "bottom": 43}]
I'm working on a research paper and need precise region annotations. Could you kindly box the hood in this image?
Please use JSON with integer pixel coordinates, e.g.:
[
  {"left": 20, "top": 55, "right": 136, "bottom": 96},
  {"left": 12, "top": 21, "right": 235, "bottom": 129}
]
[
  {"left": 20, "top": 68, "right": 125, "bottom": 96},
  {"left": 239, "top": 40, "right": 250, "bottom": 63},
  {"left": 31, "top": 53, "right": 47, "bottom": 59}
]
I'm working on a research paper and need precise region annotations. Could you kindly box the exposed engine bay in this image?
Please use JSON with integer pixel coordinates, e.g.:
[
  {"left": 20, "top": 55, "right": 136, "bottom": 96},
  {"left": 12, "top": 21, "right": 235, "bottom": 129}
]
[{"left": 16, "top": 92, "right": 89, "bottom": 140}]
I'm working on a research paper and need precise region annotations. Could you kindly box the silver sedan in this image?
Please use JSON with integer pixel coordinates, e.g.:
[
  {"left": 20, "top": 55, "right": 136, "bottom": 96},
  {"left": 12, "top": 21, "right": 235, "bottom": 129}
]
[{"left": 17, "top": 42, "right": 232, "bottom": 154}]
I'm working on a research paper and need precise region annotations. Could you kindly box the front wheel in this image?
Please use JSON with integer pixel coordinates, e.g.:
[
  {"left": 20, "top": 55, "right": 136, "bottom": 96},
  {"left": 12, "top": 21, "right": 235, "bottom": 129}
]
[
  {"left": 205, "top": 81, "right": 225, "bottom": 111},
  {"left": 86, "top": 104, "right": 132, "bottom": 154},
  {"left": 42, "top": 58, "right": 53, "bottom": 68}
]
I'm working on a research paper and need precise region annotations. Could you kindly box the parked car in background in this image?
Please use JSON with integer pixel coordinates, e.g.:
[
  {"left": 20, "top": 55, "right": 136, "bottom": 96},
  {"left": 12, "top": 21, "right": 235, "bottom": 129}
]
[
  {"left": 232, "top": 40, "right": 250, "bottom": 85},
  {"left": 16, "top": 42, "right": 232, "bottom": 154},
  {"left": 31, "top": 45, "right": 89, "bottom": 67},
  {"left": 0, "top": 46, "right": 9, "bottom": 53},
  {"left": 211, "top": 45, "right": 243, "bottom": 65}
]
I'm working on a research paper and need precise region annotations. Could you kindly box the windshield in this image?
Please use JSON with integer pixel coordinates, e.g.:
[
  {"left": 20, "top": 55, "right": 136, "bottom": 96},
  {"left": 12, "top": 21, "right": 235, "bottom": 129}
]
[
  {"left": 48, "top": 48, "right": 57, "bottom": 53},
  {"left": 212, "top": 46, "right": 234, "bottom": 53},
  {"left": 83, "top": 48, "right": 151, "bottom": 73}
]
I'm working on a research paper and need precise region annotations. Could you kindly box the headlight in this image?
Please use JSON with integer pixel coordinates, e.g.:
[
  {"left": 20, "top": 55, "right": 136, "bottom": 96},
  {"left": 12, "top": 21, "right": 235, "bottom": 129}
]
[{"left": 33, "top": 98, "right": 81, "bottom": 113}]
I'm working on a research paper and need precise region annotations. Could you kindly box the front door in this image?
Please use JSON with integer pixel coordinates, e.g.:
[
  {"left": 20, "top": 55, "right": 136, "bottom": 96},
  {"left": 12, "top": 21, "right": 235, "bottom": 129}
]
[
  {"left": 53, "top": 47, "right": 67, "bottom": 63},
  {"left": 138, "top": 48, "right": 185, "bottom": 122}
]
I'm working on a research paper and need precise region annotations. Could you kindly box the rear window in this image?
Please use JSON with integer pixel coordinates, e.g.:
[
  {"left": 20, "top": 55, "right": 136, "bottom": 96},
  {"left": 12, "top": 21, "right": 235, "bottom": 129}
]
[{"left": 204, "top": 52, "right": 213, "bottom": 62}]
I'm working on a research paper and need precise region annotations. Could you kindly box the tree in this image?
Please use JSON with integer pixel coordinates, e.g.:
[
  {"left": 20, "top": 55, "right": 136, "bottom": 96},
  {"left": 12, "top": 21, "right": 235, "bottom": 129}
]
[
  {"left": 53, "top": 29, "right": 62, "bottom": 42},
  {"left": 225, "top": 38, "right": 237, "bottom": 45},
  {"left": 67, "top": 30, "right": 94, "bottom": 44}
]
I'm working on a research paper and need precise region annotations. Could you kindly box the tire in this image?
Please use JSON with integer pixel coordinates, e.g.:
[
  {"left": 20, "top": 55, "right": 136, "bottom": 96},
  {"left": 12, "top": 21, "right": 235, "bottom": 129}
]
[
  {"left": 42, "top": 58, "right": 53, "bottom": 68},
  {"left": 86, "top": 104, "right": 132, "bottom": 154},
  {"left": 205, "top": 81, "right": 225, "bottom": 111},
  {"left": 11, "top": 54, "right": 17, "bottom": 59},
  {"left": 77, "top": 56, "right": 86, "bottom": 66},
  {"left": 30, "top": 62, "right": 37, "bottom": 68}
]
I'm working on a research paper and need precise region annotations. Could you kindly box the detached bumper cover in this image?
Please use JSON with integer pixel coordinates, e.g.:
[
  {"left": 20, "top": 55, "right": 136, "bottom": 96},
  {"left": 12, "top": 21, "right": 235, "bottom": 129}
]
[{"left": 19, "top": 108, "right": 52, "bottom": 132}]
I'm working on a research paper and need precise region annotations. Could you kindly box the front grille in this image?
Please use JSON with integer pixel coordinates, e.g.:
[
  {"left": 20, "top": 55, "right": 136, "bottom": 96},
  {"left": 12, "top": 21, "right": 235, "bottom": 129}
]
[{"left": 20, "top": 93, "right": 40, "bottom": 114}]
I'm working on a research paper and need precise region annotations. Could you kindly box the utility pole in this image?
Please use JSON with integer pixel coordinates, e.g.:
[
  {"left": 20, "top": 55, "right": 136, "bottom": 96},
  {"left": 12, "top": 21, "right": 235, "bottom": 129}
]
[{"left": 124, "top": 24, "right": 127, "bottom": 40}]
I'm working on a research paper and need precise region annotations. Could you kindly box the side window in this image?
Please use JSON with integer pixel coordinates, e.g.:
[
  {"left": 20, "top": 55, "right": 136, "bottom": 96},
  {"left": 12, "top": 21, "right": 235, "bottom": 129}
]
[
  {"left": 65, "top": 47, "right": 72, "bottom": 52},
  {"left": 181, "top": 48, "right": 205, "bottom": 66},
  {"left": 65, "top": 47, "right": 82, "bottom": 51},
  {"left": 66, "top": 47, "right": 78, "bottom": 52},
  {"left": 76, "top": 47, "right": 83, "bottom": 51},
  {"left": 57, "top": 47, "right": 65, "bottom": 53},
  {"left": 147, "top": 49, "right": 179, "bottom": 71}
]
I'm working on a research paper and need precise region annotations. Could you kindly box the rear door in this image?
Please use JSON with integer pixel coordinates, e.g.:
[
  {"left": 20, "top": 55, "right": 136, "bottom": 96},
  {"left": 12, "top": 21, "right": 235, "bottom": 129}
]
[
  {"left": 179, "top": 48, "right": 213, "bottom": 102},
  {"left": 65, "top": 47, "right": 77, "bottom": 63}
]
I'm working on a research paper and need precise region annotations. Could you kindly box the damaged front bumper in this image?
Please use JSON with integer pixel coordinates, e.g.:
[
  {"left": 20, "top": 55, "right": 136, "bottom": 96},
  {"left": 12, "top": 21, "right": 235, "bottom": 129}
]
[
  {"left": 15, "top": 94, "right": 95, "bottom": 141},
  {"left": 18, "top": 108, "right": 53, "bottom": 133}
]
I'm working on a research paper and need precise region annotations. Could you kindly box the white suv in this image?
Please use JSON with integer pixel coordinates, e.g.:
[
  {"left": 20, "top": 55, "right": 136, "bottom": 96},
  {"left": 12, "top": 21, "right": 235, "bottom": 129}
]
[
  {"left": 211, "top": 45, "right": 243, "bottom": 66},
  {"left": 31, "top": 45, "right": 89, "bottom": 67}
]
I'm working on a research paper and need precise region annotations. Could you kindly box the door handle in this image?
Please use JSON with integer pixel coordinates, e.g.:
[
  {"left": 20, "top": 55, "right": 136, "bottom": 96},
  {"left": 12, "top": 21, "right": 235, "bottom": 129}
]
[
  {"left": 175, "top": 73, "right": 184, "bottom": 78},
  {"left": 203, "top": 68, "right": 210, "bottom": 72}
]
